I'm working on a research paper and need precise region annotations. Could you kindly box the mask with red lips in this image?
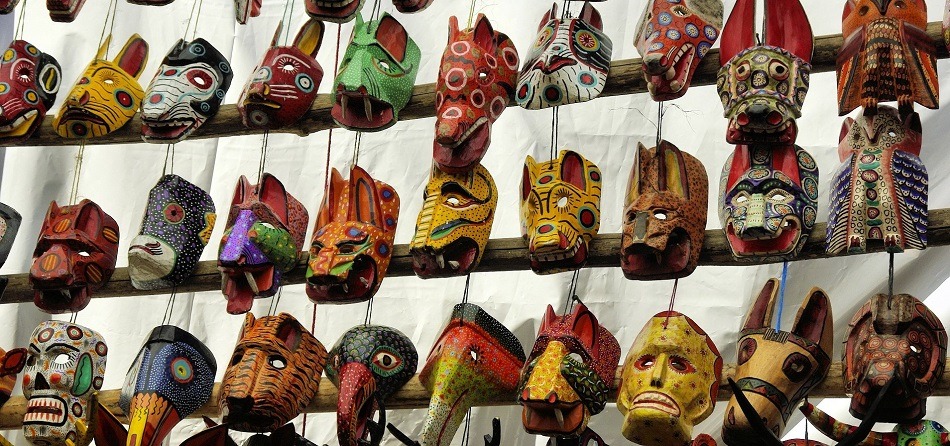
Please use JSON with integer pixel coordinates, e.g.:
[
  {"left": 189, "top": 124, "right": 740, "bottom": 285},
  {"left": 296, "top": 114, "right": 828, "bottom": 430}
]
[{"left": 0, "top": 40, "right": 62, "bottom": 145}]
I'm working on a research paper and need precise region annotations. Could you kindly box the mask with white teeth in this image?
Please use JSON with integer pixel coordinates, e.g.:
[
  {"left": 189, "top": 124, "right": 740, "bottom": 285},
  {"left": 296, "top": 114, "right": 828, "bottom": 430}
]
[{"left": 0, "top": 40, "right": 61, "bottom": 145}]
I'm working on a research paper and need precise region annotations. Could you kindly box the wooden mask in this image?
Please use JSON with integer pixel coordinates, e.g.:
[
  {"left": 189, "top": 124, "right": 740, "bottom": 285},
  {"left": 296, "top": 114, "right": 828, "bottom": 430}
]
[
  {"left": 622, "top": 141, "right": 708, "bottom": 280},
  {"left": 717, "top": 0, "right": 813, "bottom": 145},
  {"left": 803, "top": 402, "right": 950, "bottom": 445},
  {"left": 234, "top": 0, "right": 261, "bottom": 23},
  {"left": 46, "top": 0, "right": 85, "bottom": 21},
  {"left": 516, "top": 2, "right": 612, "bottom": 109},
  {"left": 827, "top": 105, "right": 927, "bottom": 255},
  {"left": 726, "top": 379, "right": 832, "bottom": 446},
  {"left": 30, "top": 199, "right": 120, "bottom": 314},
  {"left": 0, "top": 40, "right": 62, "bottom": 145},
  {"left": 392, "top": 0, "right": 433, "bottom": 12},
  {"left": 519, "top": 304, "right": 621, "bottom": 438},
  {"left": 433, "top": 14, "right": 519, "bottom": 173},
  {"left": 52, "top": 35, "right": 149, "bottom": 138},
  {"left": 0, "top": 0, "right": 19, "bottom": 13},
  {"left": 0, "top": 202, "right": 21, "bottom": 269},
  {"left": 410, "top": 163, "right": 497, "bottom": 278},
  {"left": 618, "top": 312, "right": 722, "bottom": 446},
  {"left": 218, "top": 174, "right": 308, "bottom": 315},
  {"left": 305, "top": 0, "right": 364, "bottom": 22},
  {"left": 220, "top": 313, "right": 328, "bottom": 433},
  {"left": 521, "top": 150, "right": 602, "bottom": 275},
  {"left": 634, "top": 0, "right": 723, "bottom": 101},
  {"left": 839, "top": 0, "right": 937, "bottom": 115},
  {"left": 331, "top": 13, "right": 421, "bottom": 131},
  {"left": 719, "top": 145, "right": 819, "bottom": 261},
  {"left": 129, "top": 174, "right": 216, "bottom": 290},
  {"left": 0, "top": 347, "right": 26, "bottom": 408},
  {"left": 239, "top": 20, "right": 324, "bottom": 129},
  {"left": 721, "top": 279, "right": 833, "bottom": 445},
  {"left": 306, "top": 167, "right": 399, "bottom": 304}
]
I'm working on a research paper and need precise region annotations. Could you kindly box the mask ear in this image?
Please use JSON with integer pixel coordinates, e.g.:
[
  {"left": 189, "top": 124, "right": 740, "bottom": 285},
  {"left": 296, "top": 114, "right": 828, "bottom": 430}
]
[
  {"left": 231, "top": 176, "right": 252, "bottom": 207},
  {"left": 294, "top": 19, "right": 324, "bottom": 59},
  {"left": 560, "top": 151, "right": 587, "bottom": 191},
  {"left": 726, "top": 146, "right": 751, "bottom": 190},
  {"left": 719, "top": 0, "right": 755, "bottom": 65},
  {"left": 521, "top": 157, "right": 537, "bottom": 201},
  {"left": 791, "top": 288, "right": 832, "bottom": 352},
  {"left": 376, "top": 14, "right": 409, "bottom": 63},
  {"left": 571, "top": 304, "right": 597, "bottom": 350},
  {"left": 838, "top": 118, "right": 855, "bottom": 162},
  {"left": 239, "top": 312, "right": 256, "bottom": 339},
  {"left": 270, "top": 21, "right": 284, "bottom": 47},
  {"left": 348, "top": 166, "right": 383, "bottom": 226},
  {"left": 539, "top": 3, "right": 558, "bottom": 31},
  {"left": 447, "top": 15, "right": 461, "bottom": 43},
  {"left": 764, "top": 0, "right": 813, "bottom": 63},
  {"left": 625, "top": 143, "right": 647, "bottom": 206},
  {"left": 742, "top": 278, "right": 779, "bottom": 330},
  {"left": 76, "top": 201, "right": 103, "bottom": 236},
  {"left": 472, "top": 14, "right": 497, "bottom": 53},
  {"left": 114, "top": 34, "right": 149, "bottom": 79},
  {"left": 275, "top": 316, "right": 304, "bottom": 351},
  {"left": 657, "top": 140, "right": 689, "bottom": 199},
  {"left": 578, "top": 1, "right": 603, "bottom": 30},
  {"left": 540, "top": 304, "right": 557, "bottom": 334},
  {"left": 96, "top": 35, "right": 112, "bottom": 60},
  {"left": 258, "top": 174, "right": 290, "bottom": 226},
  {"left": 842, "top": 0, "right": 855, "bottom": 20}
]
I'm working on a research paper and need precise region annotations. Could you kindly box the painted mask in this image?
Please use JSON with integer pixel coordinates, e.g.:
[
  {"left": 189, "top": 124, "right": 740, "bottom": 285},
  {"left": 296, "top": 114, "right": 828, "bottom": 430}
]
[
  {"left": 46, "top": 0, "right": 85, "bottom": 21},
  {"left": 129, "top": 174, "right": 216, "bottom": 290},
  {"left": 331, "top": 13, "right": 421, "bottom": 131},
  {"left": 392, "top": 0, "right": 432, "bottom": 12},
  {"left": 180, "top": 418, "right": 318, "bottom": 446},
  {"left": 617, "top": 312, "right": 722, "bottom": 446},
  {"left": 410, "top": 163, "right": 496, "bottom": 278},
  {"left": 218, "top": 174, "right": 308, "bottom": 315},
  {"left": 325, "top": 325, "right": 418, "bottom": 446},
  {"left": 142, "top": 39, "right": 233, "bottom": 143},
  {"left": 306, "top": 167, "right": 399, "bottom": 304},
  {"left": 433, "top": 14, "right": 519, "bottom": 173},
  {"left": 22, "top": 321, "right": 107, "bottom": 446},
  {"left": 0, "top": 0, "right": 19, "bottom": 13},
  {"left": 520, "top": 150, "right": 602, "bottom": 275},
  {"left": 0, "top": 202, "right": 21, "bottom": 268},
  {"left": 622, "top": 141, "right": 708, "bottom": 280},
  {"left": 516, "top": 2, "right": 611, "bottom": 110},
  {"left": 839, "top": 0, "right": 938, "bottom": 115},
  {"left": 716, "top": 0, "right": 813, "bottom": 145},
  {"left": 305, "top": 0, "right": 364, "bottom": 22},
  {"left": 803, "top": 402, "right": 950, "bottom": 446},
  {"left": 52, "top": 34, "right": 149, "bottom": 138},
  {"left": 726, "top": 379, "right": 831, "bottom": 446},
  {"left": 238, "top": 20, "right": 324, "bottom": 129},
  {"left": 0, "top": 40, "right": 61, "bottom": 145},
  {"left": 634, "top": 0, "right": 722, "bottom": 101},
  {"left": 234, "top": 0, "right": 261, "bottom": 24},
  {"left": 827, "top": 105, "right": 927, "bottom": 255},
  {"left": 30, "top": 199, "right": 120, "bottom": 314},
  {"left": 721, "top": 279, "right": 833, "bottom": 444},
  {"left": 220, "top": 312, "right": 328, "bottom": 433},
  {"left": 0, "top": 347, "right": 27, "bottom": 407},
  {"left": 719, "top": 144, "right": 819, "bottom": 261}
]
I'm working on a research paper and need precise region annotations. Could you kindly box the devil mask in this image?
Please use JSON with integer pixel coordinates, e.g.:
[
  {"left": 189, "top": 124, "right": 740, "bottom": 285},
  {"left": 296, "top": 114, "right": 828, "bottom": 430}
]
[
  {"left": 52, "top": 34, "right": 149, "bottom": 139},
  {"left": 0, "top": 202, "right": 21, "bottom": 269},
  {"left": 521, "top": 150, "right": 602, "bottom": 274},
  {"left": 30, "top": 199, "right": 120, "bottom": 314},
  {"left": 717, "top": 0, "right": 813, "bottom": 145},
  {"left": 22, "top": 321, "right": 107, "bottom": 446},
  {"left": 433, "top": 14, "right": 519, "bottom": 173},
  {"left": 410, "top": 163, "right": 496, "bottom": 278},
  {"left": 0, "top": 40, "right": 61, "bottom": 145},
  {"left": 634, "top": 0, "right": 722, "bottom": 101},
  {"left": 129, "top": 175, "right": 216, "bottom": 290},
  {"left": 47, "top": 0, "right": 85, "bottom": 21},
  {"left": 622, "top": 141, "right": 708, "bottom": 280},
  {"left": 331, "top": 13, "right": 420, "bottom": 131},
  {"left": 306, "top": 166, "right": 399, "bottom": 304}
]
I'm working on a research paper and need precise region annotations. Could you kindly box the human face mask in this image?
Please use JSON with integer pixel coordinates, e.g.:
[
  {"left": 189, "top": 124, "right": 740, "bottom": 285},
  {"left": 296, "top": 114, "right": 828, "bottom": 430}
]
[{"left": 0, "top": 40, "right": 61, "bottom": 145}]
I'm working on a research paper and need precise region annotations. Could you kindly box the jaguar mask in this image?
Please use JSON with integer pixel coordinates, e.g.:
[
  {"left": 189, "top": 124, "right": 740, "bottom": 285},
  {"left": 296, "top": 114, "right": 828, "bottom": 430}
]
[
  {"left": 46, "top": 0, "right": 85, "bottom": 22},
  {"left": 0, "top": 40, "right": 61, "bottom": 145}
]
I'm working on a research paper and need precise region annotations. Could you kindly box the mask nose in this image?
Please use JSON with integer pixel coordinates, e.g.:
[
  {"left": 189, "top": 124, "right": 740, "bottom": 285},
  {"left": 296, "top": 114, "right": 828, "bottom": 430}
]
[
  {"left": 642, "top": 54, "right": 665, "bottom": 75},
  {"left": 737, "top": 194, "right": 767, "bottom": 237},
  {"left": 650, "top": 354, "right": 667, "bottom": 387},
  {"left": 33, "top": 373, "right": 49, "bottom": 391},
  {"left": 738, "top": 104, "right": 783, "bottom": 127},
  {"left": 226, "top": 395, "right": 255, "bottom": 414}
]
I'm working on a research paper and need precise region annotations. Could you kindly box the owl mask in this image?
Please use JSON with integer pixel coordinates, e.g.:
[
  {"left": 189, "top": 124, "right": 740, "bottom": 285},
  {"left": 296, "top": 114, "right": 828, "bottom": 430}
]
[
  {"left": 0, "top": 40, "right": 61, "bottom": 145},
  {"left": 47, "top": 0, "right": 85, "bottom": 21}
]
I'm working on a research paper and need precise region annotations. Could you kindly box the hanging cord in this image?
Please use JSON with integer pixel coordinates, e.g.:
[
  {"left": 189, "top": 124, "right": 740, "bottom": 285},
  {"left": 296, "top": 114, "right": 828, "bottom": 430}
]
[
  {"left": 69, "top": 311, "right": 78, "bottom": 324},
  {"left": 549, "top": 106, "right": 560, "bottom": 161},
  {"left": 561, "top": 0, "right": 570, "bottom": 19},
  {"left": 564, "top": 269, "right": 580, "bottom": 313},
  {"left": 363, "top": 294, "right": 375, "bottom": 325},
  {"left": 160, "top": 287, "right": 178, "bottom": 326},
  {"left": 162, "top": 144, "right": 176, "bottom": 176},
  {"left": 13, "top": 0, "right": 27, "bottom": 40},
  {"left": 352, "top": 132, "right": 362, "bottom": 167},
  {"left": 663, "top": 278, "right": 679, "bottom": 329},
  {"left": 257, "top": 130, "right": 269, "bottom": 184},
  {"left": 656, "top": 102, "right": 665, "bottom": 147},
  {"left": 461, "top": 274, "right": 472, "bottom": 306},
  {"left": 887, "top": 252, "right": 894, "bottom": 308},
  {"left": 460, "top": 409, "right": 473, "bottom": 446},
  {"left": 96, "top": 0, "right": 120, "bottom": 59},
  {"left": 280, "top": 0, "right": 297, "bottom": 45},
  {"left": 370, "top": 0, "right": 382, "bottom": 21},
  {"left": 68, "top": 142, "right": 86, "bottom": 205},
  {"left": 466, "top": 0, "right": 476, "bottom": 27},
  {"left": 775, "top": 261, "right": 789, "bottom": 331},
  {"left": 804, "top": 395, "right": 810, "bottom": 441},
  {"left": 267, "top": 288, "right": 283, "bottom": 316},
  {"left": 183, "top": 0, "right": 205, "bottom": 41}
]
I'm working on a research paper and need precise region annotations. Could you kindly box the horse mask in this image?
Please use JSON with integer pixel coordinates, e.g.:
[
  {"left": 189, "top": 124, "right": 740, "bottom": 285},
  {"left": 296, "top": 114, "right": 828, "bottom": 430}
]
[
  {"left": 47, "top": 0, "right": 85, "bottom": 21},
  {"left": 30, "top": 199, "right": 120, "bottom": 314},
  {"left": 306, "top": 166, "right": 399, "bottom": 304},
  {"left": 218, "top": 174, "right": 308, "bottom": 315},
  {"left": 0, "top": 40, "right": 61, "bottom": 145}
]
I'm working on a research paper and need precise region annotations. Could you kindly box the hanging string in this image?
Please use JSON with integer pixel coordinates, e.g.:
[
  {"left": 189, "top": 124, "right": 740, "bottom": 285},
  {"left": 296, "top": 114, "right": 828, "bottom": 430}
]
[
  {"left": 656, "top": 101, "right": 664, "bottom": 147},
  {"left": 183, "top": 0, "right": 204, "bottom": 41},
  {"left": 161, "top": 287, "right": 178, "bottom": 326},
  {"left": 549, "top": 106, "right": 560, "bottom": 161},
  {"left": 804, "top": 395, "right": 810, "bottom": 441},
  {"left": 257, "top": 130, "right": 269, "bottom": 185},
  {"left": 68, "top": 142, "right": 86, "bottom": 205},
  {"left": 560, "top": 0, "right": 570, "bottom": 19},
  {"left": 352, "top": 132, "right": 362, "bottom": 167},
  {"left": 280, "top": 0, "right": 297, "bottom": 45},
  {"left": 466, "top": 0, "right": 476, "bottom": 27},
  {"left": 69, "top": 311, "right": 78, "bottom": 324},
  {"left": 887, "top": 252, "right": 895, "bottom": 308},
  {"left": 461, "top": 274, "right": 472, "bottom": 306},
  {"left": 14, "top": 0, "right": 27, "bottom": 40},
  {"left": 775, "top": 260, "right": 789, "bottom": 331},
  {"left": 460, "top": 409, "right": 473, "bottom": 446},
  {"left": 663, "top": 278, "right": 679, "bottom": 329},
  {"left": 564, "top": 269, "right": 580, "bottom": 313},
  {"left": 370, "top": 0, "right": 382, "bottom": 21},
  {"left": 267, "top": 288, "right": 283, "bottom": 316},
  {"left": 162, "top": 144, "right": 176, "bottom": 176},
  {"left": 96, "top": 0, "right": 119, "bottom": 59},
  {"left": 363, "top": 295, "right": 375, "bottom": 325}
]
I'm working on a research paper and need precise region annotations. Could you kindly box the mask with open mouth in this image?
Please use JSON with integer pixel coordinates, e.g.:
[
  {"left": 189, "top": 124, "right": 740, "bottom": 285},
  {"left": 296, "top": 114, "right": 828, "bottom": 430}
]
[
  {"left": 719, "top": 144, "right": 818, "bottom": 261},
  {"left": 306, "top": 166, "right": 399, "bottom": 304},
  {"left": 52, "top": 34, "right": 148, "bottom": 138},
  {"left": 30, "top": 199, "right": 120, "bottom": 314},
  {"left": 521, "top": 150, "right": 601, "bottom": 274},
  {"left": 717, "top": 0, "right": 812, "bottom": 145},
  {"left": 0, "top": 40, "right": 61, "bottom": 145},
  {"left": 129, "top": 174, "right": 216, "bottom": 290},
  {"left": 22, "top": 321, "right": 107, "bottom": 446},
  {"left": 634, "top": 0, "right": 722, "bottom": 101},
  {"left": 433, "top": 14, "right": 519, "bottom": 173},
  {"left": 305, "top": 0, "right": 364, "bottom": 22},
  {"left": 46, "top": 0, "right": 85, "bottom": 21},
  {"left": 622, "top": 140, "right": 708, "bottom": 280},
  {"left": 410, "top": 163, "right": 496, "bottom": 278},
  {"left": 331, "top": 13, "right": 420, "bottom": 131}
]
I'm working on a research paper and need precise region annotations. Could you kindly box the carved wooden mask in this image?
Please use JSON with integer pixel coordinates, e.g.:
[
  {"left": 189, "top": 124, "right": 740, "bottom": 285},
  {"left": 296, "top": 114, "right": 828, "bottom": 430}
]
[
  {"left": 0, "top": 40, "right": 61, "bottom": 145},
  {"left": 803, "top": 401, "right": 949, "bottom": 446},
  {"left": 0, "top": 347, "right": 26, "bottom": 408},
  {"left": 0, "top": 202, "right": 21, "bottom": 269},
  {"left": 305, "top": 0, "right": 364, "bottom": 22},
  {"left": 47, "top": 0, "right": 85, "bottom": 21},
  {"left": 0, "top": 0, "right": 19, "bottom": 13},
  {"left": 234, "top": 0, "right": 261, "bottom": 24}
]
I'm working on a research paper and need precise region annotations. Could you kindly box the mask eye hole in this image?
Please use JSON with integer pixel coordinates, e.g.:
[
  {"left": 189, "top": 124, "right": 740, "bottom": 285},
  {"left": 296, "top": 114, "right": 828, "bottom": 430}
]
[
  {"left": 230, "top": 351, "right": 243, "bottom": 367},
  {"left": 669, "top": 355, "right": 695, "bottom": 373},
  {"left": 447, "top": 197, "right": 461, "bottom": 206},
  {"left": 557, "top": 196, "right": 569, "bottom": 208},
  {"left": 567, "top": 352, "right": 583, "bottom": 363},
  {"left": 268, "top": 355, "right": 287, "bottom": 370},
  {"left": 634, "top": 354, "right": 656, "bottom": 370},
  {"left": 653, "top": 210, "right": 668, "bottom": 220},
  {"left": 104, "top": 79, "right": 115, "bottom": 85},
  {"left": 733, "top": 193, "right": 750, "bottom": 205},
  {"left": 769, "top": 60, "right": 789, "bottom": 81},
  {"left": 53, "top": 353, "right": 71, "bottom": 365},
  {"left": 910, "top": 344, "right": 921, "bottom": 354},
  {"left": 735, "top": 61, "right": 751, "bottom": 81},
  {"left": 894, "top": 0, "right": 905, "bottom": 8},
  {"left": 858, "top": 5, "right": 869, "bottom": 14},
  {"left": 26, "top": 354, "right": 36, "bottom": 367},
  {"left": 78, "top": 251, "right": 90, "bottom": 257},
  {"left": 782, "top": 352, "right": 812, "bottom": 382},
  {"left": 737, "top": 338, "right": 757, "bottom": 365},
  {"left": 887, "top": 131, "right": 897, "bottom": 137}
]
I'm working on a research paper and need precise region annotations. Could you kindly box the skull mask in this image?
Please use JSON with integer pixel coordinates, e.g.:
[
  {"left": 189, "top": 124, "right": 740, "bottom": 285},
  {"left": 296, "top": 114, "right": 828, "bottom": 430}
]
[
  {"left": 0, "top": 202, "right": 22, "bottom": 268},
  {"left": 0, "top": 40, "right": 62, "bottom": 145},
  {"left": 46, "top": 0, "right": 85, "bottom": 22}
]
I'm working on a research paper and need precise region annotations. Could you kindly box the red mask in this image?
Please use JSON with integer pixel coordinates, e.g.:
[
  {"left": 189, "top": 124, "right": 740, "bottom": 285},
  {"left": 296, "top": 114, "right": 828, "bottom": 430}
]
[
  {"left": 392, "top": 0, "right": 433, "bottom": 12},
  {"left": 0, "top": 40, "right": 62, "bottom": 145},
  {"left": 0, "top": 347, "right": 26, "bottom": 408},
  {"left": 47, "top": 0, "right": 85, "bottom": 21},
  {"left": 234, "top": 0, "right": 261, "bottom": 23}
]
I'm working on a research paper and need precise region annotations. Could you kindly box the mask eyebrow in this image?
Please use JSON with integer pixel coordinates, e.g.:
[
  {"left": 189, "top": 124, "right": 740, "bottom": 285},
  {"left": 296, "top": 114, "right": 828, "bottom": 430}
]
[{"left": 44, "top": 343, "right": 80, "bottom": 353}]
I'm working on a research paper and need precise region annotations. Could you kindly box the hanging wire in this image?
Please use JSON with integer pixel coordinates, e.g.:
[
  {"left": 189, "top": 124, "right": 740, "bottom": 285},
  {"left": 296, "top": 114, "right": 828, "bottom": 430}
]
[
  {"left": 69, "top": 311, "right": 78, "bottom": 324},
  {"left": 663, "top": 278, "right": 679, "bottom": 329},
  {"left": 564, "top": 269, "right": 580, "bottom": 313},
  {"left": 161, "top": 287, "right": 178, "bottom": 326},
  {"left": 280, "top": 0, "right": 298, "bottom": 45},
  {"left": 363, "top": 295, "right": 375, "bottom": 325},
  {"left": 68, "top": 141, "right": 87, "bottom": 205},
  {"left": 370, "top": 0, "right": 382, "bottom": 21},
  {"left": 549, "top": 106, "right": 560, "bottom": 161},
  {"left": 352, "top": 132, "right": 362, "bottom": 167},
  {"left": 656, "top": 101, "right": 665, "bottom": 147},
  {"left": 267, "top": 287, "right": 284, "bottom": 316},
  {"left": 804, "top": 395, "right": 810, "bottom": 441},
  {"left": 560, "top": 0, "right": 570, "bottom": 19},
  {"left": 162, "top": 144, "right": 176, "bottom": 176},
  {"left": 775, "top": 260, "right": 789, "bottom": 331},
  {"left": 460, "top": 409, "right": 473, "bottom": 446},
  {"left": 887, "top": 252, "right": 895, "bottom": 308},
  {"left": 461, "top": 274, "right": 472, "bottom": 306},
  {"left": 14, "top": 0, "right": 28, "bottom": 40},
  {"left": 466, "top": 0, "right": 476, "bottom": 27},
  {"left": 183, "top": 0, "right": 201, "bottom": 40},
  {"left": 96, "top": 0, "right": 119, "bottom": 59},
  {"left": 257, "top": 130, "right": 269, "bottom": 185}
]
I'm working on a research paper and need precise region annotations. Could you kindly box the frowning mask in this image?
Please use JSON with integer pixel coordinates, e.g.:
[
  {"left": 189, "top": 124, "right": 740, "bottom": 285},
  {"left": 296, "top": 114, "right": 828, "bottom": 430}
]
[
  {"left": 47, "top": 0, "right": 85, "bottom": 21},
  {"left": 0, "top": 40, "right": 61, "bottom": 145}
]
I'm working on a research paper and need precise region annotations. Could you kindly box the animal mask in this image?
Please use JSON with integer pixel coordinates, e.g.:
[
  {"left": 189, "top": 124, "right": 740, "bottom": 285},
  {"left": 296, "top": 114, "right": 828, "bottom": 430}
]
[
  {"left": 0, "top": 40, "right": 61, "bottom": 145},
  {"left": 22, "top": 321, "right": 107, "bottom": 446},
  {"left": 0, "top": 202, "right": 21, "bottom": 268},
  {"left": 306, "top": 167, "right": 399, "bottom": 304},
  {"left": 433, "top": 14, "right": 519, "bottom": 173},
  {"left": 129, "top": 174, "right": 216, "bottom": 290},
  {"left": 617, "top": 312, "right": 722, "bottom": 446},
  {"left": 30, "top": 199, "right": 120, "bottom": 314},
  {"left": 520, "top": 150, "right": 602, "bottom": 275},
  {"left": 325, "top": 325, "right": 418, "bottom": 446},
  {"left": 717, "top": 0, "right": 813, "bottom": 145},
  {"left": 0, "top": 347, "right": 27, "bottom": 407},
  {"left": 803, "top": 402, "right": 950, "bottom": 446},
  {"left": 634, "top": 0, "right": 723, "bottom": 101},
  {"left": 142, "top": 39, "right": 233, "bottom": 143},
  {"left": 52, "top": 34, "right": 149, "bottom": 138},
  {"left": 622, "top": 141, "right": 708, "bottom": 280},
  {"left": 839, "top": 0, "right": 938, "bottom": 115},
  {"left": 239, "top": 20, "right": 324, "bottom": 129},
  {"left": 721, "top": 279, "right": 833, "bottom": 445},
  {"left": 46, "top": 0, "right": 85, "bottom": 21},
  {"left": 410, "top": 163, "right": 496, "bottom": 278},
  {"left": 234, "top": 0, "right": 261, "bottom": 23},
  {"left": 305, "top": 0, "right": 364, "bottom": 22},
  {"left": 220, "top": 312, "right": 328, "bottom": 433},
  {"left": 219, "top": 174, "right": 308, "bottom": 315},
  {"left": 827, "top": 105, "right": 927, "bottom": 255},
  {"left": 726, "top": 379, "right": 833, "bottom": 446},
  {"left": 331, "top": 13, "right": 421, "bottom": 131},
  {"left": 0, "top": 0, "right": 19, "bottom": 13},
  {"left": 719, "top": 144, "right": 819, "bottom": 261},
  {"left": 516, "top": 2, "right": 612, "bottom": 109}
]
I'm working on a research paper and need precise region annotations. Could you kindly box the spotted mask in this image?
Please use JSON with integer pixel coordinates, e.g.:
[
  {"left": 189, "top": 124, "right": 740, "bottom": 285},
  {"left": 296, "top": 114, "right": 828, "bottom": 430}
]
[
  {"left": 0, "top": 40, "right": 61, "bottom": 145},
  {"left": 46, "top": 0, "right": 85, "bottom": 22}
]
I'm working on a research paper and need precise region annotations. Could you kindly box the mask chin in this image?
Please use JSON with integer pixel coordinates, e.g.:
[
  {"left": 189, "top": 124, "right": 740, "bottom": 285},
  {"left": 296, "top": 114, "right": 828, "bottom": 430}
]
[
  {"left": 332, "top": 88, "right": 396, "bottom": 131},
  {"left": 410, "top": 238, "right": 479, "bottom": 278},
  {"left": 726, "top": 219, "right": 801, "bottom": 257},
  {"left": 306, "top": 256, "right": 377, "bottom": 303},
  {"left": 34, "top": 287, "right": 89, "bottom": 314},
  {"left": 520, "top": 401, "right": 586, "bottom": 437},
  {"left": 622, "top": 230, "right": 691, "bottom": 279},
  {"left": 529, "top": 238, "right": 589, "bottom": 274},
  {"left": 432, "top": 119, "right": 491, "bottom": 173},
  {"left": 219, "top": 264, "right": 276, "bottom": 314}
]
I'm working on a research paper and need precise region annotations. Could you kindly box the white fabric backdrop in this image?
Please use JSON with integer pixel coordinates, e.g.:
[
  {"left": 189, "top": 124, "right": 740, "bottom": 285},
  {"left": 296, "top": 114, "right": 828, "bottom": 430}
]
[{"left": 1, "top": 0, "right": 950, "bottom": 444}]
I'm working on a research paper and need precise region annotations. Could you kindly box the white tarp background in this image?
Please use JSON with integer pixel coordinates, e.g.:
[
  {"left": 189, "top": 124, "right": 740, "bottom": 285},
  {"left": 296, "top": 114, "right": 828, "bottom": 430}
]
[{"left": 0, "top": 0, "right": 948, "bottom": 444}]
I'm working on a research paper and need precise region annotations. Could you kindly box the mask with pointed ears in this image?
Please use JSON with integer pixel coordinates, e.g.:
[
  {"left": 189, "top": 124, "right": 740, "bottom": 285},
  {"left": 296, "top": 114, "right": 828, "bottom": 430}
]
[
  {"left": 47, "top": 0, "right": 85, "bottom": 21},
  {"left": 0, "top": 202, "right": 21, "bottom": 269},
  {"left": 0, "top": 40, "right": 61, "bottom": 145},
  {"left": 234, "top": 0, "right": 261, "bottom": 23}
]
